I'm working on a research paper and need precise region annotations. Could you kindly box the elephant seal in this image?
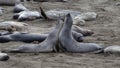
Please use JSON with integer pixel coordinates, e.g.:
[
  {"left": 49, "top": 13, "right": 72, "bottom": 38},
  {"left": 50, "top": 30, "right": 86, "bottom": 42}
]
[
  {"left": 40, "top": 7, "right": 97, "bottom": 26},
  {"left": 40, "top": 7, "right": 81, "bottom": 20},
  {"left": 2, "top": 18, "right": 63, "bottom": 53},
  {"left": 0, "top": 30, "right": 84, "bottom": 43},
  {"left": 0, "top": 52, "right": 9, "bottom": 61},
  {"left": 0, "top": 32, "right": 48, "bottom": 43},
  {"left": 73, "top": 12, "right": 97, "bottom": 26},
  {"left": 0, "top": 21, "right": 28, "bottom": 31},
  {"left": 0, "top": 7, "right": 4, "bottom": 16},
  {"left": 13, "top": 11, "right": 41, "bottom": 21},
  {"left": 13, "top": 3, "right": 28, "bottom": 13},
  {"left": 59, "top": 14, "right": 102, "bottom": 53},
  {"left": 104, "top": 45, "right": 120, "bottom": 55},
  {"left": 0, "top": 0, "right": 20, "bottom": 6},
  {"left": 72, "top": 25, "right": 94, "bottom": 36}
]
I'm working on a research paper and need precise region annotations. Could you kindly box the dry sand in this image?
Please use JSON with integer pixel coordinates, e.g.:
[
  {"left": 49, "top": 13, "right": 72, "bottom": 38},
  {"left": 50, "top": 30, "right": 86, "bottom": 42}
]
[{"left": 0, "top": 0, "right": 120, "bottom": 68}]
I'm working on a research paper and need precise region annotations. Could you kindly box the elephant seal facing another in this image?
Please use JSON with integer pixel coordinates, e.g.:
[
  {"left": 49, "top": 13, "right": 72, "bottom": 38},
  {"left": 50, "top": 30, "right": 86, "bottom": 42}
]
[
  {"left": 2, "top": 18, "right": 63, "bottom": 53},
  {"left": 59, "top": 14, "right": 102, "bottom": 53},
  {"left": 0, "top": 52, "right": 9, "bottom": 61}
]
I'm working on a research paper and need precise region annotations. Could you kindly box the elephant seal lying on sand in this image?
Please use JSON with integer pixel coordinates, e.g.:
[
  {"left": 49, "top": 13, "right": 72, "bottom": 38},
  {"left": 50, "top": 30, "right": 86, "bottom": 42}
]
[
  {"left": 0, "top": 30, "right": 84, "bottom": 43},
  {"left": 0, "top": 52, "right": 9, "bottom": 61},
  {"left": 0, "top": 21, "right": 28, "bottom": 31},
  {"left": 13, "top": 11, "right": 41, "bottom": 21},
  {"left": 103, "top": 45, "right": 120, "bottom": 55},
  {"left": 0, "top": 0, "right": 20, "bottom": 6},
  {"left": 40, "top": 7, "right": 97, "bottom": 25},
  {"left": 13, "top": 3, "right": 29, "bottom": 13}
]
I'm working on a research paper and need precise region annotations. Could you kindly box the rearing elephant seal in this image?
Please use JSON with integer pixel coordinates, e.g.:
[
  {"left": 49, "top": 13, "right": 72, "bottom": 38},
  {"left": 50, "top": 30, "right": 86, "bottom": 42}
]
[
  {"left": 2, "top": 18, "right": 63, "bottom": 53},
  {"left": 59, "top": 14, "right": 102, "bottom": 53}
]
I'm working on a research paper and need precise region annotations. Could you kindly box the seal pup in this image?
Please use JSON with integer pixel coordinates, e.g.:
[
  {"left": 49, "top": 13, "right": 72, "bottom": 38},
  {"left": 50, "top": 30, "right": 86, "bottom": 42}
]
[
  {"left": 104, "top": 45, "right": 120, "bottom": 55},
  {"left": 13, "top": 3, "right": 29, "bottom": 13},
  {"left": 2, "top": 18, "right": 63, "bottom": 53},
  {"left": 59, "top": 14, "right": 102, "bottom": 53},
  {"left": 73, "top": 12, "right": 97, "bottom": 26},
  {"left": 0, "top": 7, "right": 5, "bottom": 16},
  {"left": 72, "top": 25, "right": 94, "bottom": 36},
  {"left": 0, "top": 21, "right": 28, "bottom": 31},
  {"left": 0, "top": 0, "right": 20, "bottom": 6},
  {"left": 0, "top": 52, "right": 9, "bottom": 61},
  {"left": 13, "top": 11, "right": 41, "bottom": 21}
]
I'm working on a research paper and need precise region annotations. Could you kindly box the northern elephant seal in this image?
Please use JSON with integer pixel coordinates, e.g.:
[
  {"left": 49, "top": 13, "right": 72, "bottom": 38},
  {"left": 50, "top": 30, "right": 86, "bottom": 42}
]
[
  {"left": 0, "top": 21, "right": 28, "bottom": 31},
  {"left": 73, "top": 12, "right": 97, "bottom": 26},
  {"left": 40, "top": 7, "right": 97, "bottom": 26},
  {"left": 0, "top": 32, "right": 47, "bottom": 43},
  {"left": 72, "top": 25, "right": 94, "bottom": 36},
  {"left": 0, "top": 7, "right": 4, "bottom": 16},
  {"left": 13, "top": 3, "right": 28, "bottom": 13},
  {"left": 59, "top": 14, "right": 102, "bottom": 53},
  {"left": 0, "top": 0, "right": 20, "bottom": 6},
  {"left": 40, "top": 7, "right": 81, "bottom": 20},
  {"left": 2, "top": 18, "right": 64, "bottom": 53},
  {"left": 104, "top": 45, "right": 120, "bottom": 55},
  {"left": 0, "top": 52, "right": 9, "bottom": 61},
  {"left": 13, "top": 11, "right": 41, "bottom": 21},
  {"left": 0, "top": 30, "right": 84, "bottom": 43}
]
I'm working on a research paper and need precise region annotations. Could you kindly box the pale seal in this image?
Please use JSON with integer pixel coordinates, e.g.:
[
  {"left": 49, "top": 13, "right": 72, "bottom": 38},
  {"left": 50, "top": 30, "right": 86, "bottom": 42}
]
[
  {"left": 13, "top": 11, "right": 41, "bottom": 21},
  {"left": 104, "top": 45, "right": 120, "bottom": 55},
  {"left": 0, "top": 21, "right": 28, "bottom": 31},
  {"left": 72, "top": 25, "right": 94, "bottom": 36},
  {"left": 0, "top": 52, "right": 9, "bottom": 61},
  {"left": 13, "top": 3, "right": 28, "bottom": 13}
]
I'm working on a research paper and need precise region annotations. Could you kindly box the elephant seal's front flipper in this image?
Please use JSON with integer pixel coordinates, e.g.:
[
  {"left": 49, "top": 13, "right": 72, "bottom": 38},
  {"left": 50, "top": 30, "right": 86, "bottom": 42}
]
[
  {"left": 2, "top": 19, "right": 63, "bottom": 53},
  {"left": 59, "top": 14, "right": 102, "bottom": 53}
]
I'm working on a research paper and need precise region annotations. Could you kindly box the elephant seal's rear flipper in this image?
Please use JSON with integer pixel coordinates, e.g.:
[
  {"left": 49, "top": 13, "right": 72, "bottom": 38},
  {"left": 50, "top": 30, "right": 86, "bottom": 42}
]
[
  {"left": 40, "top": 7, "right": 49, "bottom": 20},
  {"left": 59, "top": 13, "right": 102, "bottom": 53},
  {"left": 2, "top": 19, "right": 63, "bottom": 53}
]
